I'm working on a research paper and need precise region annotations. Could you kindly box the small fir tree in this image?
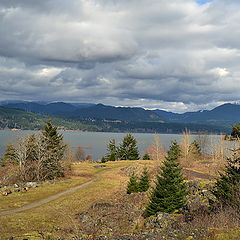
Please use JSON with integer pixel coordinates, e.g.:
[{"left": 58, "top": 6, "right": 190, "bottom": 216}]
[
  {"left": 143, "top": 153, "right": 151, "bottom": 160},
  {"left": 127, "top": 172, "right": 139, "bottom": 194},
  {"left": 101, "top": 156, "right": 107, "bottom": 163},
  {"left": 106, "top": 139, "right": 118, "bottom": 161},
  {"left": 139, "top": 167, "right": 150, "bottom": 192},
  {"left": 213, "top": 147, "right": 240, "bottom": 208},
  {"left": 118, "top": 134, "right": 139, "bottom": 160},
  {"left": 145, "top": 141, "right": 187, "bottom": 216}
]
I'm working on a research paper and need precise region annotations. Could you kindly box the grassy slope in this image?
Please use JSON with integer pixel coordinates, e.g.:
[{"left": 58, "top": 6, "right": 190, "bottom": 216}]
[
  {"left": 0, "top": 160, "right": 239, "bottom": 239},
  {"left": 0, "top": 162, "right": 101, "bottom": 211},
  {"left": 0, "top": 161, "right": 151, "bottom": 238}
]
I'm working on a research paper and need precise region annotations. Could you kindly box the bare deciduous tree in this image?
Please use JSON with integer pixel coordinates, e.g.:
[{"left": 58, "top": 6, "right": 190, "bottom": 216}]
[
  {"left": 75, "top": 145, "right": 86, "bottom": 161},
  {"left": 146, "top": 134, "right": 165, "bottom": 161}
]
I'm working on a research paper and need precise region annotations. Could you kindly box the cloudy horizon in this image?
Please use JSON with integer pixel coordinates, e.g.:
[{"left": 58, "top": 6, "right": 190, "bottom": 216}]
[{"left": 0, "top": 0, "right": 240, "bottom": 113}]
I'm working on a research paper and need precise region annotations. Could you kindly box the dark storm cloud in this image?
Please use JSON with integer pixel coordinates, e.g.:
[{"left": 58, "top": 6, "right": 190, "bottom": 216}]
[{"left": 0, "top": 0, "right": 240, "bottom": 112}]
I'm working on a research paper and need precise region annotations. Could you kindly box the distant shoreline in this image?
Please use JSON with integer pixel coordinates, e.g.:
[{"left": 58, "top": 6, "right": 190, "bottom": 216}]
[{"left": 0, "top": 128, "right": 226, "bottom": 135}]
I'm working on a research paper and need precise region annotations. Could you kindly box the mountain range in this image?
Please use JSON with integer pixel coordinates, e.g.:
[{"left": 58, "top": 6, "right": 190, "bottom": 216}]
[
  {"left": 154, "top": 103, "right": 240, "bottom": 126},
  {"left": 2, "top": 102, "right": 163, "bottom": 122},
  {"left": 0, "top": 101, "right": 239, "bottom": 133}
]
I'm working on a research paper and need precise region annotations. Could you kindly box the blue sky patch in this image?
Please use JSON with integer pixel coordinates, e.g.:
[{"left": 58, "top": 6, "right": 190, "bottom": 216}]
[{"left": 196, "top": 0, "right": 211, "bottom": 5}]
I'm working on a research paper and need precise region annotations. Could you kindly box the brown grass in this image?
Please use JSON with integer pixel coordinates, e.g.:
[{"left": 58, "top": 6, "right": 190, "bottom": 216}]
[{"left": 0, "top": 161, "right": 154, "bottom": 239}]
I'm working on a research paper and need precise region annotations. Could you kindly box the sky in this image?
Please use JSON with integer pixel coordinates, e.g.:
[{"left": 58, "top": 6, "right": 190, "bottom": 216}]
[{"left": 0, "top": 0, "right": 240, "bottom": 113}]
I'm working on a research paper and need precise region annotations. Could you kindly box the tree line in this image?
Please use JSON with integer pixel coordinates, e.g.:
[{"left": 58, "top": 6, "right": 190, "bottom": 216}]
[
  {"left": 103, "top": 134, "right": 140, "bottom": 162},
  {"left": 1, "top": 121, "right": 66, "bottom": 182}
]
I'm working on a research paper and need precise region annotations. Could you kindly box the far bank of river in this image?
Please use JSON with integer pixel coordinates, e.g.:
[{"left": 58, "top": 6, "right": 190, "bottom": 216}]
[{"left": 0, "top": 130, "right": 224, "bottom": 160}]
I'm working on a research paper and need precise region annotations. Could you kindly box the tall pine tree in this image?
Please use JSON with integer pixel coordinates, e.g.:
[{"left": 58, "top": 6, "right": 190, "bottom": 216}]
[
  {"left": 213, "top": 147, "right": 240, "bottom": 208},
  {"left": 41, "top": 120, "right": 66, "bottom": 180},
  {"left": 118, "top": 134, "right": 139, "bottom": 160},
  {"left": 145, "top": 141, "right": 187, "bottom": 216},
  {"left": 106, "top": 139, "right": 118, "bottom": 161}
]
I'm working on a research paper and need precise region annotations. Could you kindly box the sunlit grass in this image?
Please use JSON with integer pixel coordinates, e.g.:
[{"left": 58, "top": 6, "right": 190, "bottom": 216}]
[
  {"left": 0, "top": 160, "right": 151, "bottom": 238},
  {"left": 0, "top": 159, "right": 219, "bottom": 238}
]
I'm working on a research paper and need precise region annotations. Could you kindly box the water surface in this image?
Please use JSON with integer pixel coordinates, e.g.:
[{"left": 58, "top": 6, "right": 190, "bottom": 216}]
[{"left": 0, "top": 130, "right": 224, "bottom": 160}]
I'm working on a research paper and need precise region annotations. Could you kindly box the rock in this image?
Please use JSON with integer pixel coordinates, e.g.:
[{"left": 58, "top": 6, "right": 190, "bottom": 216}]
[
  {"left": 112, "top": 235, "right": 134, "bottom": 240},
  {"left": 25, "top": 182, "right": 38, "bottom": 188},
  {"left": 1, "top": 187, "right": 12, "bottom": 196},
  {"left": 95, "top": 236, "right": 108, "bottom": 240},
  {"left": 184, "top": 180, "right": 217, "bottom": 221},
  {"left": 21, "top": 187, "right": 29, "bottom": 192},
  {"left": 94, "top": 165, "right": 106, "bottom": 169},
  {"left": 78, "top": 212, "right": 90, "bottom": 223},
  {"left": 13, "top": 188, "right": 20, "bottom": 192},
  {"left": 91, "top": 202, "right": 114, "bottom": 209},
  {"left": 144, "top": 212, "right": 181, "bottom": 230}
]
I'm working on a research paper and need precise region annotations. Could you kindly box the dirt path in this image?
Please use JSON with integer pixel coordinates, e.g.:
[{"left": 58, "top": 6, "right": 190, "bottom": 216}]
[
  {"left": 0, "top": 179, "right": 94, "bottom": 217},
  {"left": 183, "top": 168, "right": 215, "bottom": 180},
  {"left": 0, "top": 168, "right": 215, "bottom": 217}
]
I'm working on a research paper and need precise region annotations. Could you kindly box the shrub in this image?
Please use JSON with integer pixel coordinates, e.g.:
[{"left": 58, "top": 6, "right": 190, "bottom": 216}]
[
  {"left": 138, "top": 167, "right": 150, "bottom": 192},
  {"left": 127, "top": 172, "right": 139, "bottom": 194},
  {"left": 143, "top": 153, "right": 151, "bottom": 160}
]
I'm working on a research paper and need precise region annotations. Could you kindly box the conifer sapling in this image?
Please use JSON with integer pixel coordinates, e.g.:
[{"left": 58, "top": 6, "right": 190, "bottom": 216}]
[
  {"left": 139, "top": 167, "right": 150, "bottom": 192},
  {"left": 127, "top": 172, "right": 139, "bottom": 194},
  {"left": 145, "top": 141, "right": 187, "bottom": 216}
]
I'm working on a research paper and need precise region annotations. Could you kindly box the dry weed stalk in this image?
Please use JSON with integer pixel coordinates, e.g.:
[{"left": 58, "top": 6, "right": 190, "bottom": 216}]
[
  {"left": 180, "top": 129, "right": 193, "bottom": 167},
  {"left": 62, "top": 145, "right": 75, "bottom": 176},
  {"left": 210, "top": 134, "right": 227, "bottom": 172}
]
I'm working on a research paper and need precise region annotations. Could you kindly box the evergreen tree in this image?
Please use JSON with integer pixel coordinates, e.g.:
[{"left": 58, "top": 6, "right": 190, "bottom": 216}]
[
  {"left": 139, "top": 167, "right": 150, "bottom": 192},
  {"left": 24, "top": 134, "right": 39, "bottom": 181},
  {"left": 1, "top": 144, "right": 18, "bottom": 166},
  {"left": 101, "top": 156, "right": 107, "bottom": 163},
  {"left": 145, "top": 141, "right": 187, "bottom": 216},
  {"left": 143, "top": 153, "right": 151, "bottom": 160},
  {"left": 213, "top": 147, "right": 240, "bottom": 208},
  {"left": 231, "top": 123, "right": 240, "bottom": 139},
  {"left": 106, "top": 139, "right": 118, "bottom": 161},
  {"left": 26, "top": 134, "right": 38, "bottom": 162},
  {"left": 189, "top": 140, "right": 201, "bottom": 156},
  {"left": 118, "top": 134, "right": 139, "bottom": 160},
  {"left": 41, "top": 120, "right": 66, "bottom": 180},
  {"left": 127, "top": 172, "right": 139, "bottom": 194}
]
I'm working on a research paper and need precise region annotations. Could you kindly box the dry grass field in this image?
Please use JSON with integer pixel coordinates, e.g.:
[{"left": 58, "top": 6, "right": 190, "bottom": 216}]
[{"left": 0, "top": 159, "right": 239, "bottom": 239}]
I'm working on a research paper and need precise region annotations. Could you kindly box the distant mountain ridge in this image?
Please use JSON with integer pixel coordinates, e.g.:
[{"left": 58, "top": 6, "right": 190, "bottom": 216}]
[
  {"left": 1, "top": 101, "right": 240, "bottom": 126},
  {"left": 154, "top": 103, "right": 240, "bottom": 125},
  {"left": 2, "top": 102, "right": 164, "bottom": 122}
]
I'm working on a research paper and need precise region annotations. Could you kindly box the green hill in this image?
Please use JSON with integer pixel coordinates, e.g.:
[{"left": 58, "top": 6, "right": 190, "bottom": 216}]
[{"left": 0, "top": 107, "right": 98, "bottom": 131}]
